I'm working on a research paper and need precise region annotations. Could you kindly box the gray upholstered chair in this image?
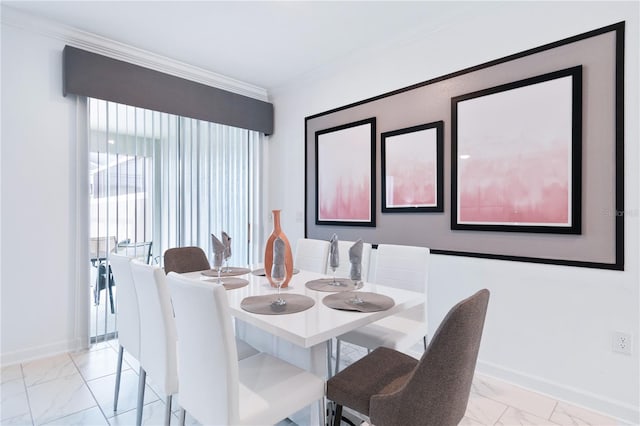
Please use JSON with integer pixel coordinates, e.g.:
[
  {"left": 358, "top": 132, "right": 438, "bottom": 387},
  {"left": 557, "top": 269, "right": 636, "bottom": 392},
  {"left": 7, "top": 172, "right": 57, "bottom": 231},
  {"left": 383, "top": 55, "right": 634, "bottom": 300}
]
[
  {"left": 327, "top": 289, "right": 490, "bottom": 426},
  {"left": 163, "top": 246, "right": 210, "bottom": 274}
]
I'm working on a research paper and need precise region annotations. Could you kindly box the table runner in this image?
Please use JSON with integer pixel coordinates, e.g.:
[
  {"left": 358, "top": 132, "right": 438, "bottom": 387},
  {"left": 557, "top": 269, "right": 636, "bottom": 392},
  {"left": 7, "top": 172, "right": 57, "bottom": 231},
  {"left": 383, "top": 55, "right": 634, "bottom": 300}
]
[
  {"left": 322, "top": 292, "right": 395, "bottom": 312},
  {"left": 241, "top": 294, "right": 315, "bottom": 315}
]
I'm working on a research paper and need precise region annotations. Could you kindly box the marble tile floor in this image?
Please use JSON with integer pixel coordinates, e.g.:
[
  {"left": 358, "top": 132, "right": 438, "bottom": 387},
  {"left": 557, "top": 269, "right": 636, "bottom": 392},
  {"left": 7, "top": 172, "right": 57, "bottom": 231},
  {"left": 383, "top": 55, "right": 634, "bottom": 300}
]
[{"left": 1, "top": 339, "right": 624, "bottom": 426}]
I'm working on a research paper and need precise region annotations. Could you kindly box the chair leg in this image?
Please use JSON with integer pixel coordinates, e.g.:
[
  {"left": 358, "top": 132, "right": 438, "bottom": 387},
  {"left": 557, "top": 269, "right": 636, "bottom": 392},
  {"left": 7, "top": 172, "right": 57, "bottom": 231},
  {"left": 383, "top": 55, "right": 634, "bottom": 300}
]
[
  {"left": 333, "top": 404, "right": 343, "bottom": 426},
  {"left": 107, "top": 267, "right": 115, "bottom": 314},
  {"left": 319, "top": 397, "right": 326, "bottom": 426},
  {"left": 178, "top": 408, "right": 186, "bottom": 426},
  {"left": 113, "top": 345, "right": 124, "bottom": 411},
  {"left": 335, "top": 339, "right": 341, "bottom": 375},
  {"left": 136, "top": 367, "right": 146, "bottom": 426},
  {"left": 164, "top": 395, "right": 172, "bottom": 426}
]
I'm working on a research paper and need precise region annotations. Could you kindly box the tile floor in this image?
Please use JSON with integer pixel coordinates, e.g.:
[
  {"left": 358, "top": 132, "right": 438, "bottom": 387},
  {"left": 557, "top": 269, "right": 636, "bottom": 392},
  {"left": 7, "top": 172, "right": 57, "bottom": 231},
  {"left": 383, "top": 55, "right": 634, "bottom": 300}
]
[{"left": 1, "top": 339, "right": 624, "bottom": 426}]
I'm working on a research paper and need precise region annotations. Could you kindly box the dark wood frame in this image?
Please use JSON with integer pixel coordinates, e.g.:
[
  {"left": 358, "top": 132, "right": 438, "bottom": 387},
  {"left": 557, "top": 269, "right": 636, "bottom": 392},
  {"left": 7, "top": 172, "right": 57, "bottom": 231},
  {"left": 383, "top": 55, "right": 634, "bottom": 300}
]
[
  {"left": 381, "top": 121, "right": 444, "bottom": 213},
  {"left": 314, "top": 118, "right": 376, "bottom": 227},
  {"left": 451, "top": 66, "right": 583, "bottom": 234}
]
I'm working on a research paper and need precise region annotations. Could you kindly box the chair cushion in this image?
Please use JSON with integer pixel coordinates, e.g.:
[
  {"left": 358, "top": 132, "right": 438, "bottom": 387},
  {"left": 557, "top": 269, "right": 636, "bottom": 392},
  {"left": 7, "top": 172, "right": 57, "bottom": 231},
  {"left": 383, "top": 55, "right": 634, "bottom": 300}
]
[{"left": 327, "top": 347, "right": 418, "bottom": 415}]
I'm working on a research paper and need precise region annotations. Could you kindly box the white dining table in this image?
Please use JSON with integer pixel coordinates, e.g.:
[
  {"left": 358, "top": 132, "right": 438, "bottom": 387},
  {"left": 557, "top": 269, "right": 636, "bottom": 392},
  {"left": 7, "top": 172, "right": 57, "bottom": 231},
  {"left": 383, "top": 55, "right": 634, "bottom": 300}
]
[{"left": 181, "top": 268, "right": 425, "bottom": 425}]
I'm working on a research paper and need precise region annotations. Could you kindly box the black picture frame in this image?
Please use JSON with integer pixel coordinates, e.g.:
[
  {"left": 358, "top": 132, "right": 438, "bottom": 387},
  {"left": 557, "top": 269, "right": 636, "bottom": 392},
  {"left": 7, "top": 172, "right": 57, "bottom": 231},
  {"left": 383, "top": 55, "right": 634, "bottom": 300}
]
[
  {"left": 314, "top": 118, "right": 376, "bottom": 227},
  {"left": 451, "top": 66, "right": 582, "bottom": 234},
  {"left": 381, "top": 121, "right": 444, "bottom": 213}
]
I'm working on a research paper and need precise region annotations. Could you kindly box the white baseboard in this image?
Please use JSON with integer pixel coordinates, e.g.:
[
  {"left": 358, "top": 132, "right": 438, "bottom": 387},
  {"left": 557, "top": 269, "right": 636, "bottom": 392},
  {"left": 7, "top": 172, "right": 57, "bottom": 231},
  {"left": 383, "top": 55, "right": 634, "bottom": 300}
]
[
  {"left": 476, "top": 360, "right": 640, "bottom": 425},
  {"left": 1, "top": 338, "right": 86, "bottom": 367}
]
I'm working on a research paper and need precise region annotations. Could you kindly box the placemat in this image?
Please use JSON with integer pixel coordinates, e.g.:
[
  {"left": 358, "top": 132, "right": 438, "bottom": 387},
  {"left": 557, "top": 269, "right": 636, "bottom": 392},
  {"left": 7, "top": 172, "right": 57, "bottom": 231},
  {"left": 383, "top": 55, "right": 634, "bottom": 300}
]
[
  {"left": 251, "top": 267, "right": 300, "bottom": 276},
  {"left": 240, "top": 294, "right": 315, "bottom": 315},
  {"left": 305, "top": 278, "right": 358, "bottom": 292},
  {"left": 202, "top": 277, "right": 249, "bottom": 290},
  {"left": 322, "top": 292, "right": 395, "bottom": 312},
  {"left": 201, "top": 267, "right": 251, "bottom": 277}
]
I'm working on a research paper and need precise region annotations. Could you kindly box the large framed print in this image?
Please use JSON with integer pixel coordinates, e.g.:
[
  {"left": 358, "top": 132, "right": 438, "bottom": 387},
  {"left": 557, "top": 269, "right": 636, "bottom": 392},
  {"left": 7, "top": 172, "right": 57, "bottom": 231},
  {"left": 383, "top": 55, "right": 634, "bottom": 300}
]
[
  {"left": 315, "top": 118, "right": 376, "bottom": 227},
  {"left": 451, "top": 66, "right": 582, "bottom": 234},
  {"left": 381, "top": 121, "right": 444, "bottom": 213}
]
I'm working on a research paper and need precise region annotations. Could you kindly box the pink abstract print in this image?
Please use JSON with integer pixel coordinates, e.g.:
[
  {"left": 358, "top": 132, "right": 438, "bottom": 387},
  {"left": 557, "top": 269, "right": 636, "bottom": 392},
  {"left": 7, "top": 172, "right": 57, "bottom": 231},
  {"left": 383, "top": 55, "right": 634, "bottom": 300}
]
[
  {"left": 457, "top": 76, "right": 573, "bottom": 226},
  {"left": 386, "top": 128, "right": 437, "bottom": 207},
  {"left": 318, "top": 123, "right": 371, "bottom": 221}
]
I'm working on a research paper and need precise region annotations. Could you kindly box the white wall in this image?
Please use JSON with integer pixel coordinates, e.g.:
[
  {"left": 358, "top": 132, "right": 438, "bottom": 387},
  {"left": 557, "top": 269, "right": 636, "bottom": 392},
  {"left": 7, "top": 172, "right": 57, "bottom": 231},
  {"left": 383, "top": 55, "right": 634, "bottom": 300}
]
[
  {"left": 1, "top": 22, "right": 86, "bottom": 362},
  {"left": 268, "top": 2, "right": 639, "bottom": 423}
]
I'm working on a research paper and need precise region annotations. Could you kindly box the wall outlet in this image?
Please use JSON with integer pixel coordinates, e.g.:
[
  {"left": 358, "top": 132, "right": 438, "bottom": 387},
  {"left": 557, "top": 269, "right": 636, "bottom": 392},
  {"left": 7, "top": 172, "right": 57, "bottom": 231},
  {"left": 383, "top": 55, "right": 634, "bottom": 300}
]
[{"left": 612, "top": 332, "right": 633, "bottom": 355}]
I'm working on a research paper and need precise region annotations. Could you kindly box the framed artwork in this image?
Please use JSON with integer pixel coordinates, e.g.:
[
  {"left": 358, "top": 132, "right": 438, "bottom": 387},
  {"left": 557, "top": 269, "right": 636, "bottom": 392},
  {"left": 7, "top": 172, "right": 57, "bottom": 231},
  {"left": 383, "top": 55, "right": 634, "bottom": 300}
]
[
  {"left": 381, "top": 121, "right": 444, "bottom": 213},
  {"left": 451, "top": 66, "right": 582, "bottom": 234},
  {"left": 315, "top": 118, "right": 376, "bottom": 226}
]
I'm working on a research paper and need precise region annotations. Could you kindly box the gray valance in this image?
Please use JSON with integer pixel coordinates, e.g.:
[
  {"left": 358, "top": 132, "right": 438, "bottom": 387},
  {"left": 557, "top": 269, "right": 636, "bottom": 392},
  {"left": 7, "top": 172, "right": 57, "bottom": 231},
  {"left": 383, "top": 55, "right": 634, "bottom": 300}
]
[{"left": 63, "top": 46, "right": 273, "bottom": 135}]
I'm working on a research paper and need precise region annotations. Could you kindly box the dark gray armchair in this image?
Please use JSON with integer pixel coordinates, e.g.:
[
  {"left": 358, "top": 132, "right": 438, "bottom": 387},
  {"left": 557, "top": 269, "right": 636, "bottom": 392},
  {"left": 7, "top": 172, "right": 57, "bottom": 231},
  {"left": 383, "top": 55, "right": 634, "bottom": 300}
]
[{"left": 327, "top": 289, "right": 490, "bottom": 426}]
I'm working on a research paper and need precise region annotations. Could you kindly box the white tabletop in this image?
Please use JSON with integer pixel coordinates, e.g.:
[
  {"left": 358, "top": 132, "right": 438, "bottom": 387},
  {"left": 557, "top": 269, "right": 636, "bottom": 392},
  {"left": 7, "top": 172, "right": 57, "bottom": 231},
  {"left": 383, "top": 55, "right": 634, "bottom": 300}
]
[{"left": 181, "top": 268, "right": 424, "bottom": 348}]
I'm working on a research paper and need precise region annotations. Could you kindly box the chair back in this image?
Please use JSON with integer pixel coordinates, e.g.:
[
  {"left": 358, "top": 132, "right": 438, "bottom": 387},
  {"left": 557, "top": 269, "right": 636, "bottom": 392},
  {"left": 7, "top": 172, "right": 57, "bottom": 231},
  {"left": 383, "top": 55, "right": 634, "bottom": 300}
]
[
  {"left": 163, "top": 246, "right": 210, "bottom": 274},
  {"left": 129, "top": 261, "right": 178, "bottom": 396},
  {"left": 114, "top": 241, "right": 153, "bottom": 264},
  {"left": 369, "top": 289, "right": 490, "bottom": 426},
  {"left": 372, "top": 244, "right": 429, "bottom": 293},
  {"left": 328, "top": 240, "right": 373, "bottom": 281},
  {"left": 108, "top": 254, "right": 140, "bottom": 358},
  {"left": 166, "top": 272, "right": 240, "bottom": 425},
  {"left": 294, "top": 238, "right": 330, "bottom": 273}
]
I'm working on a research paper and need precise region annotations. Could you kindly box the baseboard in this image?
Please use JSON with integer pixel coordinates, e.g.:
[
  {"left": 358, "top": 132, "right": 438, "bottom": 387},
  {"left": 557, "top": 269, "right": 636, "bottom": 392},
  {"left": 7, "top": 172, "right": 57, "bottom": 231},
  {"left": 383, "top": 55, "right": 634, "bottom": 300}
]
[
  {"left": 1, "top": 337, "right": 85, "bottom": 367},
  {"left": 476, "top": 359, "right": 640, "bottom": 425}
]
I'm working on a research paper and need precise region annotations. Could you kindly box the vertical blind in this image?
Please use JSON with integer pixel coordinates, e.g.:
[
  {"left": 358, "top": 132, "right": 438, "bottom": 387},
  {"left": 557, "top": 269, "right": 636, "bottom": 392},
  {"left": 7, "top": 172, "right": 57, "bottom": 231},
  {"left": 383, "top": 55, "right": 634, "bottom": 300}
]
[
  {"left": 88, "top": 98, "right": 263, "bottom": 340},
  {"left": 89, "top": 97, "right": 263, "bottom": 265}
]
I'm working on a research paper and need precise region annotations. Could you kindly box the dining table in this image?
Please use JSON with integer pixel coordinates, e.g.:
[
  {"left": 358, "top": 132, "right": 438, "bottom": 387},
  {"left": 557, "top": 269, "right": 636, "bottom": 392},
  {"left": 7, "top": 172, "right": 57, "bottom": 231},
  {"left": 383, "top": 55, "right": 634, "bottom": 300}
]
[{"left": 180, "top": 267, "right": 425, "bottom": 425}]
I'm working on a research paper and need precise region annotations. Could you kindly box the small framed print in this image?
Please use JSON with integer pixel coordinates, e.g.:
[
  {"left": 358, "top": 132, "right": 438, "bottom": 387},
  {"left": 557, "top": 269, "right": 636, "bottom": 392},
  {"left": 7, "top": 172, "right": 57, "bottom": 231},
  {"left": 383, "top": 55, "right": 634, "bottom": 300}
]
[
  {"left": 381, "top": 121, "right": 444, "bottom": 213},
  {"left": 315, "top": 118, "right": 376, "bottom": 227}
]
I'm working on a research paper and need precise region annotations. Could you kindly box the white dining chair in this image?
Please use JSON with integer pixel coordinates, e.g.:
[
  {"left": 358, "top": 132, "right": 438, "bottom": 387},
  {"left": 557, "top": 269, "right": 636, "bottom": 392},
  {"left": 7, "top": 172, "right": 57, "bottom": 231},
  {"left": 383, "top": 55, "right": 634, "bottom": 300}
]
[
  {"left": 166, "top": 272, "right": 326, "bottom": 426},
  {"left": 129, "top": 260, "right": 178, "bottom": 426},
  {"left": 294, "top": 238, "right": 330, "bottom": 273},
  {"left": 325, "top": 240, "right": 373, "bottom": 281},
  {"left": 107, "top": 254, "right": 141, "bottom": 414},
  {"left": 335, "top": 244, "right": 430, "bottom": 373}
]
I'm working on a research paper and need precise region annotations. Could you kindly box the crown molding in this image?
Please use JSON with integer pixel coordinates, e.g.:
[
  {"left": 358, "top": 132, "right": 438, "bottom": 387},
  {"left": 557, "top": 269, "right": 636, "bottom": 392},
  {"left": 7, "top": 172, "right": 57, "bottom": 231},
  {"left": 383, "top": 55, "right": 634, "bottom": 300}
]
[{"left": 0, "top": 5, "right": 270, "bottom": 102}]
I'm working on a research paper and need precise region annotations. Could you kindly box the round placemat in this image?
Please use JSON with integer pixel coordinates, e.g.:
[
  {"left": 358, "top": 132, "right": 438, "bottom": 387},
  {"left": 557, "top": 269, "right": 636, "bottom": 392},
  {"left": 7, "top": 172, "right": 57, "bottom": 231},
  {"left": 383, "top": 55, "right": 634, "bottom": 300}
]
[
  {"left": 201, "top": 267, "right": 251, "bottom": 277},
  {"left": 305, "top": 278, "right": 357, "bottom": 292},
  {"left": 203, "top": 277, "right": 249, "bottom": 290},
  {"left": 322, "top": 292, "right": 395, "bottom": 312},
  {"left": 251, "top": 267, "right": 300, "bottom": 276},
  {"left": 240, "top": 294, "right": 315, "bottom": 315}
]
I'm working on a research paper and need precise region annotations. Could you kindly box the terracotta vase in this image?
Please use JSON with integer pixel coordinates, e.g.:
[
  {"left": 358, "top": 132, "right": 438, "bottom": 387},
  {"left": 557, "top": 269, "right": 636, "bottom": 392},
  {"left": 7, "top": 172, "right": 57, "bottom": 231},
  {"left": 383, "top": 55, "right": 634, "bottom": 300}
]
[{"left": 264, "top": 210, "right": 294, "bottom": 288}]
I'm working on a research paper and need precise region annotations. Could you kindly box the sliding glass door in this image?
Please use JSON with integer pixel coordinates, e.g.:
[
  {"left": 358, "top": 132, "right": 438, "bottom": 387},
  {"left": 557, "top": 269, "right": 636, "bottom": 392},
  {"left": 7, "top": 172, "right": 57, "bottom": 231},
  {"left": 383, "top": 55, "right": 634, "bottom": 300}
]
[{"left": 88, "top": 98, "right": 263, "bottom": 342}]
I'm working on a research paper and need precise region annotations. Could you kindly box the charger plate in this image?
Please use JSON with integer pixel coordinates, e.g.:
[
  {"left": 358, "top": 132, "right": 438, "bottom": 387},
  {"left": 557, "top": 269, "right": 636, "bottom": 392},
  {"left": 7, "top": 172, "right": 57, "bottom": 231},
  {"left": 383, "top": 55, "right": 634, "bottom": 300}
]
[
  {"left": 322, "top": 292, "right": 394, "bottom": 313},
  {"left": 240, "top": 294, "right": 315, "bottom": 315}
]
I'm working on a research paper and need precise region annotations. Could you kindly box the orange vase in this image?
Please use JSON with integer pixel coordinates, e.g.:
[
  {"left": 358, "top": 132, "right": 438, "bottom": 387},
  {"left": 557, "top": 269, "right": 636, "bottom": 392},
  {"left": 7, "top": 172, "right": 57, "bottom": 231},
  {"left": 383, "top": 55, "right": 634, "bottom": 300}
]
[{"left": 264, "top": 210, "right": 294, "bottom": 288}]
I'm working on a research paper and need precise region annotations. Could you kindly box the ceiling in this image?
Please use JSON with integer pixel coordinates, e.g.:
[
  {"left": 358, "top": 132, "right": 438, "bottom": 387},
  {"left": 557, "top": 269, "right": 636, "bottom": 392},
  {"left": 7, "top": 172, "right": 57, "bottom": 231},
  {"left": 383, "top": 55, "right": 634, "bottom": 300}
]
[{"left": 4, "top": 1, "right": 491, "bottom": 91}]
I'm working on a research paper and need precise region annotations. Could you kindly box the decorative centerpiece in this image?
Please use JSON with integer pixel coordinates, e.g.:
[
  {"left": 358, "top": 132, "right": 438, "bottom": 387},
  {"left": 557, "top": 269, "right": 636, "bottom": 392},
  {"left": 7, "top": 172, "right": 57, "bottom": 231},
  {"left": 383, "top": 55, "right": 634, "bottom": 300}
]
[{"left": 264, "top": 210, "right": 294, "bottom": 288}]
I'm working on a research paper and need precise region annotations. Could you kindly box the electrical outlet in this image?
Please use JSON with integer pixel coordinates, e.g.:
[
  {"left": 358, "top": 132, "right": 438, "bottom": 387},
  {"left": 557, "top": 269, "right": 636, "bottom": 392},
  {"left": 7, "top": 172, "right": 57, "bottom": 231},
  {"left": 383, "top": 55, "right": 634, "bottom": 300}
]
[{"left": 612, "top": 332, "right": 632, "bottom": 355}]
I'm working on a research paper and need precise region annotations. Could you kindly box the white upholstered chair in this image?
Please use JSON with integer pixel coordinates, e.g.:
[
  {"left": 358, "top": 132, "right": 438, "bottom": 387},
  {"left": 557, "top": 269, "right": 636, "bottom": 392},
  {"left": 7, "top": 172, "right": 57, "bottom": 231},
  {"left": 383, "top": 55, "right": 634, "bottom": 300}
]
[
  {"left": 335, "top": 244, "right": 430, "bottom": 373},
  {"left": 294, "top": 238, "right": 330, "bottom": 273},
  {"left": 129, "top": 260, "right": 178, "bottom": 426},
  {"left": 325, "top": 240, "right": 373, "bottom": 281},
  {"left": 108, "top": 254, "right": 141, "bottom": 414},
  {"left": 166, "top": 272, "right": 326, "bottom": 426}
]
